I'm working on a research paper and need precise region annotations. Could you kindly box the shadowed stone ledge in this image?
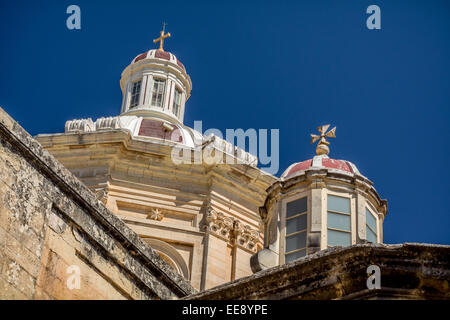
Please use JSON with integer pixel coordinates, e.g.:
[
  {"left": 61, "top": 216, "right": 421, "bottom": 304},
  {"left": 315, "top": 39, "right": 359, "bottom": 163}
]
[{"left": 185, "top": 243, "right": 450, "bottom": 300}]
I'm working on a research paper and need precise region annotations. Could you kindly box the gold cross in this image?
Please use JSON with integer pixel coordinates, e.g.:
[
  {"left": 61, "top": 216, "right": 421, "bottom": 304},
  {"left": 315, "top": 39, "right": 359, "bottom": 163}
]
[
  {"left": 310, "top": 124, "right": 336, "bottom": 156},
  {"left": 153, "top": 23, "right": 171, "bottom": 52}
]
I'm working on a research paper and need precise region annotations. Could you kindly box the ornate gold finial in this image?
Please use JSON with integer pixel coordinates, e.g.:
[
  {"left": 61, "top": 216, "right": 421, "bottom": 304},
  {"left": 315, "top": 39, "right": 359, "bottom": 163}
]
[
  {"left": 153, "top": 22, "right": 171, "bottom": 52},
  {"left": 310, "top": 124, "right": 336, "bottom": 156}
]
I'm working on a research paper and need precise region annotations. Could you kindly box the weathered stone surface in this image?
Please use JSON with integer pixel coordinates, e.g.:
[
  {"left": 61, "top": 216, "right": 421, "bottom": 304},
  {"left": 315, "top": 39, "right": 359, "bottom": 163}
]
[
  {"left": 185, "top": 243, "right": 450, "bottom": 300},
  {"left": 36, "top": 124, "right": 276, "bottom": 291},
  {"left": 0, "top": 106, "right": 195, "bottom": 299}
]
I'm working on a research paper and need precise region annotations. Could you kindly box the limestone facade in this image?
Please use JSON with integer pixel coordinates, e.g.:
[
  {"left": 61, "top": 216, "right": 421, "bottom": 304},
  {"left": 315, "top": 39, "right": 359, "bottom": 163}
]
[
  {"left": 0, "top": 107, "right": 194, "bottom": 299},
  {"left": 36, "top": 127, "right": 275, "bottom": 290},
  {"left": 35, "top": 46, "right": 276, "bottom": 290}
]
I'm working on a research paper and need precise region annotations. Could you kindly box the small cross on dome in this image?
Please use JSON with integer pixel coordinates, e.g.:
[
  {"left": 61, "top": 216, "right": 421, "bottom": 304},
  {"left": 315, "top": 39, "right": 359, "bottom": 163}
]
[
  {"left": 153, "top": 23, "right": 171, "bottom": 52},
  {"left": 310, "top": 124, "right": 336, "bottom": 156}
]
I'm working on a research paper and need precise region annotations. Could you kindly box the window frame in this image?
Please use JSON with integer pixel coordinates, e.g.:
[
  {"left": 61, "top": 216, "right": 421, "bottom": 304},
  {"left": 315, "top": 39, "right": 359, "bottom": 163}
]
[
  {"left": 281, "top": 192, "right": 309, "bottom": 264},
  {"left": 326, "top": 193, "right": 352, "bottom": 248},
  {"left": 151, "top": 78, "right": 166, "bottom": 108},
  {"left": 129, "top": 79, "right": 142, "bottom": 109},
  {"left": 365, "top": 206, "right": 378, "bottom": 243},
  {"left": 172, "top": 87, "right": 182, "bottom": 117}
]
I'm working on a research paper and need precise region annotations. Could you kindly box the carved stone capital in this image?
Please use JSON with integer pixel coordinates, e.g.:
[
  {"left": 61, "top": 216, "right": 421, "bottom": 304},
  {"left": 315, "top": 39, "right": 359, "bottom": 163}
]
[
  {"left": 203, "top": 206, "right": 261, "bottom": 252},
  {"left": 236, "top": 224, "right": 260, "bottom": 252},
  {"left": 204, "top": 207, "right": 233, "bottom": 239}
]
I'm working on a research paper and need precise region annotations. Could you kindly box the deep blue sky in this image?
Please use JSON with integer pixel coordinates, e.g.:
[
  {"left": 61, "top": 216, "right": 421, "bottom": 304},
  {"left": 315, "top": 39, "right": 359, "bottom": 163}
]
[{"left": 1, "top": 0, "right": 449, "bottom": 245}]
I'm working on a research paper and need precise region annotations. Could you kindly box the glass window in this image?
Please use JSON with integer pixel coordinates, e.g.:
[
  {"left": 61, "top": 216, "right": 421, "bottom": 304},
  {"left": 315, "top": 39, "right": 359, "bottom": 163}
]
[
  {"left": 151, "top": 79, "right": 166, "bottom": 108},
  {"left": 286, "top": 232, "right": 306, "bottom": 252},
  {"left": 130, "top": 80, "right": 141, "bottom": 108},
  {"left": 286, "top": 214, "right": 307, "bottom": 235},
  {"left": 285, "top": 197, "right": 307, "bottom": 263},
  {"left": 327, "top": 195, "right": 351, "bottom": 247},
  {"left": 328, "top": 229, "right": 351, "bottom": 247},
  {"left": 173, "top": 89, "right": 182, "bottom": 117},
  {"left": 328, "top": 194, "right": 351, "bottom": 213},
  {"left": 286, "top": 197, "right": 307, "bottom": 218},
  {"left": 328, "top": 212, "right": 351, "bottom": 230},
  {"left": 286, "top": 249, "right": 306, "bottom": 263},
  {"left": 366, "top": 208, "right": 378, "bottom": 243}
]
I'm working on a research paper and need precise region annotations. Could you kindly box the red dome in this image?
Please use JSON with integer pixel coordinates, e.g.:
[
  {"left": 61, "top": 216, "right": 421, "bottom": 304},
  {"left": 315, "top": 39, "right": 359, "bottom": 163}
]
[
  {"left": 131, "top": 49, "right": 185, "bottom": 71},
  {"left": 282, "top": 156, "right": 357, "bottom": 179}
]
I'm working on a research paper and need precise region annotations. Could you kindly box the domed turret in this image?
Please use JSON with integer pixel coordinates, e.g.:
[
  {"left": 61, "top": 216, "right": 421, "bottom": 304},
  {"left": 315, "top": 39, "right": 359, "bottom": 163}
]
[
  {"left": 251, "top": 125, "right": 388, "bottom": 272},
  {"left": 119, "top": 28, "right": 192, "bottom": 125}
]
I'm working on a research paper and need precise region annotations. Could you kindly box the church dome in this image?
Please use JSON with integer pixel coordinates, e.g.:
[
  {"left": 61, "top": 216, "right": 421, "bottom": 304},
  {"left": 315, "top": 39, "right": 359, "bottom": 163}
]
[
  {"left": 253, "top": 125, "right": 388, "bottom": 271},
  {"left": 119, "top": 28, "right": 192, "bottom": 125},
  {"left": 281, "top": 125, "right": 361, "bottom": 179},
  {"left": 131, "top": 49, "right": 186, "bottom": 71},
  {"left": 281, "top": 154, "right": 360, "bottom": 179}
]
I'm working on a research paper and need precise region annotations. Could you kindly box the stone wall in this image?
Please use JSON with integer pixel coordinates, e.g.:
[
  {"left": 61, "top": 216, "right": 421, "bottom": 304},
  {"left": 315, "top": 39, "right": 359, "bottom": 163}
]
[
  {"left": 185, "top": 243, "right": 450, "bottom": 300},
  {"left": 0, "top": 106, "right": 195, "bottom": 299}
]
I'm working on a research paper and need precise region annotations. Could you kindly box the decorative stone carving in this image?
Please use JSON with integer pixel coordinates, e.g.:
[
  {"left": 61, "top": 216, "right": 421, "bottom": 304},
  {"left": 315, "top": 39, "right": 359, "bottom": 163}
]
[
  {"left": 205, "top": 207, "right": 234, "bottom": 239},
  {"left": 204, "top": 206, "right": 260, "bottom": 252},
  {"left": 65, "top": 118, "right": 95, "bottom": 133},
  {"left": 147, "top": 208, "right": 164, "bottom": 221},
  {"left": 6, "top": 262, "right": 20, "bottom": 286},
  {"left": 236, "top": 224, "right": 260, "bottom": 251},
  {"left": 95, "top": 116, "right": 121, "bottom": 131}
]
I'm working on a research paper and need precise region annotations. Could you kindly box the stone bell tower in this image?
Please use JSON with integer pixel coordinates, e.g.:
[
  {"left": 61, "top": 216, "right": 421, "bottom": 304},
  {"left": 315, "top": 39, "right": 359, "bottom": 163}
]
[{"left": 251, "top": 125, "right": 388, "bottom": 272}]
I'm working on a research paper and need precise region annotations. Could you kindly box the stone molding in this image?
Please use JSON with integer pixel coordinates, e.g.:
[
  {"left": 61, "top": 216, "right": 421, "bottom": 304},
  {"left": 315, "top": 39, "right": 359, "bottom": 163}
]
[
  {"left": 95, "top": 116, "right": 122, "bottom": 131},
  {"left": 61, "top": 117, "right": 265, "bottom": 170},
  {"left": 65, "top": 118, "right": 95, "bottom": 133},
  {"left": 65, "top": 116, "right": 123, "bottom": 133}
]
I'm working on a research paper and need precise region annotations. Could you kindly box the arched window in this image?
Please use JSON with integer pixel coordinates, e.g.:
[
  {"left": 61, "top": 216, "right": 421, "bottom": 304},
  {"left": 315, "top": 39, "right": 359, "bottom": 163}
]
[{"left": 143, "top": 238, "right": 190, "bottom": 280}]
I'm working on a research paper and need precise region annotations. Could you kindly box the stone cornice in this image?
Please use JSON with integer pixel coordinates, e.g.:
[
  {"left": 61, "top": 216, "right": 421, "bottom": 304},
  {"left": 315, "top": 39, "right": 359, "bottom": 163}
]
[
  {"left": 118, "top": 215, "right": 205, "bottom": 236},
  {"left": 35, "top": 129, "right": 277, "bottom": 201}
]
